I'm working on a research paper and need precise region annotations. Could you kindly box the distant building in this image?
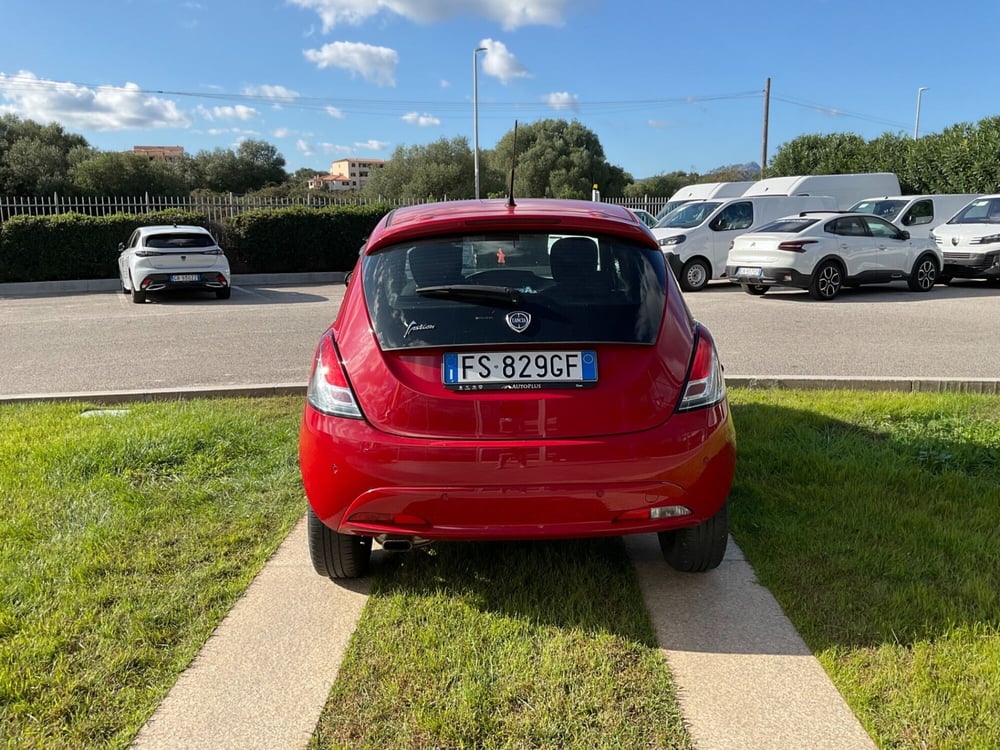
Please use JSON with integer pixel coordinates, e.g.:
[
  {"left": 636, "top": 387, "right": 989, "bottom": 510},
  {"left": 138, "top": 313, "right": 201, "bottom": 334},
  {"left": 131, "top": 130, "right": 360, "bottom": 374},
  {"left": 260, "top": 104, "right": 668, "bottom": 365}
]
[
  {"left": 132, "top": 146, "right": 185, "bottom": 162},
  {"left": 308, "top": 158, "right": 385, "bottom": 191}
]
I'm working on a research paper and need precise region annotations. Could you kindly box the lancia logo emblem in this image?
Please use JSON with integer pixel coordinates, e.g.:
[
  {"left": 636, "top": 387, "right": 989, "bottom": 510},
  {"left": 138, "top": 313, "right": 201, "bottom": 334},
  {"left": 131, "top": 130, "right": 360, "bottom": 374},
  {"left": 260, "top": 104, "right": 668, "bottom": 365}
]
[
  {"left": 952, "top": 238, "right": 959, "bottom": 246},
  {"left": 506, "top": 311, "right": 531, "bottom": 333}
]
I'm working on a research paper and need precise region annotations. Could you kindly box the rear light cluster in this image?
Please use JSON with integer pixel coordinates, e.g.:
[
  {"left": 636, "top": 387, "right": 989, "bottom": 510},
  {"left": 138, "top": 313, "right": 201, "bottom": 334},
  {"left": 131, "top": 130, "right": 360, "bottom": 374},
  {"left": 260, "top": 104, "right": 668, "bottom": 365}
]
[
  {"left": 677, "top": 328, "right": 726, "bottom": 412},
  {"left": 777, "top": 239, "right": 818, "bottom": 253},
  {"left": 306, "top": 333, "right": 364, "bottom": 419}
]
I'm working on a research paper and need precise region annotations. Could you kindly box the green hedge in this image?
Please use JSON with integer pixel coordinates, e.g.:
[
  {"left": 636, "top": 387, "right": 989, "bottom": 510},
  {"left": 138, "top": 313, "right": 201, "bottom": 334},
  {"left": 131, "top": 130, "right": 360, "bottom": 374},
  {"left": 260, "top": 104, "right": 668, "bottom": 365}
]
[{"left": 0, "top": 204, "right": 390, "bottom": 282}]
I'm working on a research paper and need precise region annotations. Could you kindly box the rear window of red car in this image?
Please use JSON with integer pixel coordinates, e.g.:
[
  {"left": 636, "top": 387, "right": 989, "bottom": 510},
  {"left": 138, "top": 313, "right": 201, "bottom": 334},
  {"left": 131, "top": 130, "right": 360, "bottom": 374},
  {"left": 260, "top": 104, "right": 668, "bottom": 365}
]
[{"left": 361, "top": 232, "right": 667, "bottom": 351}]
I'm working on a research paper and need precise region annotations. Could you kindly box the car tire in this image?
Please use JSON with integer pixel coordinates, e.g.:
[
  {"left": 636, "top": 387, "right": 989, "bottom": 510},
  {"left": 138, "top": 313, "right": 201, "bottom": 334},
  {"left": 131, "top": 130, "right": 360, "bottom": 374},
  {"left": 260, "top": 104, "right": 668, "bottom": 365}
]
[
  {"left": 741, "top": 283, "right": 768, "bottom": 296},
  {"left": 808, "top": 260, "right": 842, "bottom": 300},
  {"left": 907, "top": 255, "right": 938, "bottom": 292},
  {"left": 658, "top": 501, "right": 729, "bottom": 572},
  {"left": 307, "top": 506, "right": 372, "bottom": 579},
  {"left": 216, "top": 287, "right": 231, "bottom": 300},
  {"left": 679, "top": 258, "right": 710, "bottom": 292},
  {"left": 937, "top": 274, "right": 952, "bottom": 286},
  {"left": 131, "top": 288, "right": 146, "bottom": 304}
]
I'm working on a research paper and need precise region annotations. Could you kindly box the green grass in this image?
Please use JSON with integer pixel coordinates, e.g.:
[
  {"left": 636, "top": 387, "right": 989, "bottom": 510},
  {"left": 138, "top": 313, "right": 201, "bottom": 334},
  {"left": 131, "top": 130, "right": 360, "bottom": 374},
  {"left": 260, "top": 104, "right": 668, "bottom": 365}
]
[
  {"left": 0, "top": 397, "right": 306, "bottom": 749},
  {"left": 727, "top": 388, "right": 1000, "bottom": 749},
  {"left": 311, "top": 540, "right": 691, "bottom": 750},
  {"left": 3, "top": 391, "right": 999, "bottom": 749}
]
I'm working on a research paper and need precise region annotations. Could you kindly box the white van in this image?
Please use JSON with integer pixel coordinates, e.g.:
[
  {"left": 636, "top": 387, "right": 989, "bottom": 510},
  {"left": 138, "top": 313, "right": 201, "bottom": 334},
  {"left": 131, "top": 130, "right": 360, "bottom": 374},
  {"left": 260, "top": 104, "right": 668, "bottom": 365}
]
[
  {"left": 929, "top": 194, "right": 1000, "bottom": 283},
  {"left": 848, "top": 194, "right": 980, "bottom": 239},
  {"left": 745, "top": 173, "right": 901, "bottom": 210},
  {"left": 655, "top": 181, "right": 755, "bottom": 221},
  {"left": 652, "top": 194, "right": 837, "bottom": 291}
]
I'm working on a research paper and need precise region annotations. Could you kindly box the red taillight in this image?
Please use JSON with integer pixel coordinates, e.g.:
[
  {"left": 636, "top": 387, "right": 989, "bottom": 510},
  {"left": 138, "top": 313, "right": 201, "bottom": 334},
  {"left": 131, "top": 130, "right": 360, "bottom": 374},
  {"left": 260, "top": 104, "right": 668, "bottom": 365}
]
[
  {"left": 306, "top": 334, "right": 363, "bottom": 419},
  {"left": 216, "top": 274, "right": 227, "bottom": 285},
  {"left": 777, "top": 239, "right": 817, "bottom": 253},
  {"left": 677, "top": 328, "right": 726, "bottom": 412}
]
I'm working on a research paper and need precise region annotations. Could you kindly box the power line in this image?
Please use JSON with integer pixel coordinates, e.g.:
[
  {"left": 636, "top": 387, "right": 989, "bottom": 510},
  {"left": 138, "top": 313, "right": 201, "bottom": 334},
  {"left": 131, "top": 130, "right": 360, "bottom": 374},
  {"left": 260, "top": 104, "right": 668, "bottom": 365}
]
[{"left": 0, "top": 73, "right": 912, "bottom": 131}]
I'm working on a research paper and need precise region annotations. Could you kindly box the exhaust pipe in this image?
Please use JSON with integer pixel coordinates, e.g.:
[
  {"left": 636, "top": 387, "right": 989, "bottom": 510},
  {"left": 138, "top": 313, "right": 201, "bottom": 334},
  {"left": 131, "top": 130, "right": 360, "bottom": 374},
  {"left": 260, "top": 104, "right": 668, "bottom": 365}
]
[{"left": 380, "top": 537, "right": 413, "bottom": 552}]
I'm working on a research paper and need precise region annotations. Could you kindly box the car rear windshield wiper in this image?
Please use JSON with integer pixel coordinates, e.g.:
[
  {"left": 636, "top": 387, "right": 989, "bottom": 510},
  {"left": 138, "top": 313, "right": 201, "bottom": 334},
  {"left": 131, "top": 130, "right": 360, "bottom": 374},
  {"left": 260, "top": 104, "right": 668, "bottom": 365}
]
[{"left": 415, "top": 284, "right": 523, "bottom": 306}]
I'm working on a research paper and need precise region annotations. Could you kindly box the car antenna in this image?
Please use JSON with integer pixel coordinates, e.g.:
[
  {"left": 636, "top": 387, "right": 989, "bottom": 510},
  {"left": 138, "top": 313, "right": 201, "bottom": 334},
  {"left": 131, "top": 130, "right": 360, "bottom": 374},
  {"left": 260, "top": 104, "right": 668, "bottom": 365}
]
[{"left": 506, "top": 120, "right": 518, "bottom": 208}]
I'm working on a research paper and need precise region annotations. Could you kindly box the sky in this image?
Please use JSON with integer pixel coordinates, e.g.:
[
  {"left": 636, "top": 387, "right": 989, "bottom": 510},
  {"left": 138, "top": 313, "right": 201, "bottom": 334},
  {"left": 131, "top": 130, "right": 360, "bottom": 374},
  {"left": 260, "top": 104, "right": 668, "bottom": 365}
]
[{"left": 1, "top": 0, "right": 999, "bottom": 182}]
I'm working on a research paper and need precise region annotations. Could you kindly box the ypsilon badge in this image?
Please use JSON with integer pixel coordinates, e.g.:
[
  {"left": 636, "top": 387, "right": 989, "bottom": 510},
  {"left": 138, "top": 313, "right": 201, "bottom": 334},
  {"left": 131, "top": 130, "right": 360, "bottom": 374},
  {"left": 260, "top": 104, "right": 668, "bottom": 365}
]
[{"left": 506, "top": 311, "right": 531, "bottom": 333}]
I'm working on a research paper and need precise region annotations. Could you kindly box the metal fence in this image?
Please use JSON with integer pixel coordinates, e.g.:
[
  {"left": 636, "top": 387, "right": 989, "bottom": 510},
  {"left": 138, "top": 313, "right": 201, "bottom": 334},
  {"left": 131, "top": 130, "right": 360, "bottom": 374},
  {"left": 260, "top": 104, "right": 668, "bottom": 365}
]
[{"left": 0, "top": 192, "right": 670, "bottom": 223}]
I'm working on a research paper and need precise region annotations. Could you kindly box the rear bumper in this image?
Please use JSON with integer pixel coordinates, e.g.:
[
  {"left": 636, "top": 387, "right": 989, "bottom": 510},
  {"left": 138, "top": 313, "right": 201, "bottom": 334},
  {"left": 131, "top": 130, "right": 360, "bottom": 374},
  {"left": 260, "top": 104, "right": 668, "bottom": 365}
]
[
  {"left": 725, "top": 265, "right": 811, "bottom": 289},
  {"left": 299, "top": 402, "right": 736, "bottom": 541},
  {"left": 138, "top": 272, "right": 230, "bottom": 292}
]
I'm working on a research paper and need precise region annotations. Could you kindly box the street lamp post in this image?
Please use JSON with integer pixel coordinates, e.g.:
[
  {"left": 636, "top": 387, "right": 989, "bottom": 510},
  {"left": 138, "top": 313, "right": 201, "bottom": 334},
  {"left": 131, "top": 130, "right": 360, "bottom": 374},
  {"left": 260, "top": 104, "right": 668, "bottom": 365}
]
[
  {"left": 473, "top": 46, "right": 487, "bottom": 199},
  {"left": 914, "top": 86, "right": 929, "bottom": 140}
]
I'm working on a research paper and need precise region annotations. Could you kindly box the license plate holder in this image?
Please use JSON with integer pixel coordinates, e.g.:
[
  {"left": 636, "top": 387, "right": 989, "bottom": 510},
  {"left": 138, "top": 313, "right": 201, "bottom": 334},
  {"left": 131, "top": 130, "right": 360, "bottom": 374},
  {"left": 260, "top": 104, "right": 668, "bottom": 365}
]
[
  {"left": 735, "top": 267, "right": 762, "bottom": 278},
  {"left": 169, "top": 273, "right": 201, "bottom": 282},
  {"left": 443, "top": 350, "right": 598, "bottom": 390}
]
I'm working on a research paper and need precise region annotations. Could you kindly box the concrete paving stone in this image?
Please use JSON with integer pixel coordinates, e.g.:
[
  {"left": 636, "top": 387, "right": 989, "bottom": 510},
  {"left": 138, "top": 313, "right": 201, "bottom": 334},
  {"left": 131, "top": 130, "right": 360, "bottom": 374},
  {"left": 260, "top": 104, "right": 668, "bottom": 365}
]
[{"left": 626, "top": 534, "right": 876, "bottom": 750}]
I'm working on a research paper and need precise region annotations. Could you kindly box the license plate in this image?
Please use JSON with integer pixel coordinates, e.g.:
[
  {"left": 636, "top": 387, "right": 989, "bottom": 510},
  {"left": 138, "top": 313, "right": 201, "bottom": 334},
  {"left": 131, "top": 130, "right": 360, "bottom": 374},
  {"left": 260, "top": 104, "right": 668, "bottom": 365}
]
[
  {"left": 169, "top": 273, "right": 201, "bottom": 282},
  {"left": 736, "top": 267, "right": 762, "bottom": 278},
  {"left": 443, "top": 351, "right": 598, "bottom": 390}
]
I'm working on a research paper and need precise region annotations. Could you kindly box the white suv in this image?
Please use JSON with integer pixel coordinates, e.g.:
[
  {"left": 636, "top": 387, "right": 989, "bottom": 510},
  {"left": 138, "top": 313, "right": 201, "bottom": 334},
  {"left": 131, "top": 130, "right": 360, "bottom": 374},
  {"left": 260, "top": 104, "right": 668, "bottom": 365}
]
[
  {"left": 930, "top": 195, "right": 1000, "bottom": 285},
  {"left": 725, "top": 211, "right": 942, "bottom": 300}
]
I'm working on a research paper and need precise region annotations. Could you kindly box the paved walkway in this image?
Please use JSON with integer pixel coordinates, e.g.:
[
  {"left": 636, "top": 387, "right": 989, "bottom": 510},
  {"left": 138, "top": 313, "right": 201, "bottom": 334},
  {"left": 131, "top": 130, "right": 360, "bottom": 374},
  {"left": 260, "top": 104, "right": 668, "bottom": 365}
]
[{"left": 130, "top": 521, "right": 875, "bottom": 749}]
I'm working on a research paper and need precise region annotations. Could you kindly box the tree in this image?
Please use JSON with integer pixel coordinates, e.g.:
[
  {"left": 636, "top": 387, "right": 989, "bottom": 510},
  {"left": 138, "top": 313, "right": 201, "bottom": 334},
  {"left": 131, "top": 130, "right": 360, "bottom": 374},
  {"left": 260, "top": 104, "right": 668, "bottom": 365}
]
[
  {"left": 0, "top": 114, "right": 89, "bottom": 194},
  {"left": 71, "top": 151, "right": 191, "bottom": 195},
  {"left": 363, "top": 137, "right": 476, "bottom": 201},
  {"left": 236, "top": 139, "right": 287, "bottom": 189},
  {"left": 488, "top": 119, "right": 631, "bottom": 199},
  {"left": 625, "top": 171, "right": 694, "bottom": 199},
  {"left": 768, "top": 133, "right": 869, "bottom": 177}
]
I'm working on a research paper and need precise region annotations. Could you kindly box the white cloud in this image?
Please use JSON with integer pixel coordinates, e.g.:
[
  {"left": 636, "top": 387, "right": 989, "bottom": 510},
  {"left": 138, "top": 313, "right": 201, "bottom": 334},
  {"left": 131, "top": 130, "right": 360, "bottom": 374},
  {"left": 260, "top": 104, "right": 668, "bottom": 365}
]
[
  {"left": 440, "top": 80, "right": 451, "bottom": 89},
  {"left": 478, "top": 40, "right": 530, "bottom": 86},
  {"left": 326, "top": 105, "right": 346, "bottom": 118},
  {"left": 304, "top": 42, "right": 398, "bottom": 87},
  {"left": 320, "top": 142, "right": 354, "bottom": 155},
  {"left": 296, "top": 139, "right": 314, "bottom": 156},
  {"left": 0, "top": 70, "right": 189, "bottom": 131},
  {"left": 274, "top": 127, "right": 291, "bottom": 138},
  {"left": 196, "top": 105, "right": 258, "bottom": 121},
  {"left": 544, "top": 91, "right": 578, "bottom": 112},
  {"left": 354, "top": 139, "right": 389, "bottom": 151},
  {"left": 288, "top": 0, "right": 570, "bottom": 31},
  {"left": 242, "top": 84, "right": 300, "bottom": 103},
  {"left": 402, "top": 112, "right": 440, "bottom": 127}
]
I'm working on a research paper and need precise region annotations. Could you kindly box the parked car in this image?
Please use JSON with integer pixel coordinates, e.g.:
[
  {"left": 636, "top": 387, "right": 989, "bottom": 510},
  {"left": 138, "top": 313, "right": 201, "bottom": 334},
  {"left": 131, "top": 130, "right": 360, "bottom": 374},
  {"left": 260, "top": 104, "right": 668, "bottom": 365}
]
[
  {"left": 725, "top": 211, "right": 942, "bottom": 300},
  {"left": 653, "top": 195, "right": 837, "bottom": 291},
  {"left": 118, "top": 225, "right": 231, "bottom": 304},
  {"left": 930, "top": 194, "right": 1000, "bottom": 284},
  {"left": 629, "top": 208, "right": 658, "bottom": 228},
  {"left": 300, "top": 198, "right": 736, "bottom": 579},
  {"left": 848, "top": 194, "right": 980, "bottom": 239}
]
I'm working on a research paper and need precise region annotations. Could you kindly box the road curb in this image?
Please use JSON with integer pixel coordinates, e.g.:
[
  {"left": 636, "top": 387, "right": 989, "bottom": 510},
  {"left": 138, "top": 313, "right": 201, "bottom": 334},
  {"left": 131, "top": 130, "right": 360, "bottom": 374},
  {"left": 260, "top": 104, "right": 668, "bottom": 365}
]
[
  {"left": 0, "top": 272, "right": 343, "bottom": 296},
  {"left": 4, "top": 376, "right": 999, "bottom": 405}
]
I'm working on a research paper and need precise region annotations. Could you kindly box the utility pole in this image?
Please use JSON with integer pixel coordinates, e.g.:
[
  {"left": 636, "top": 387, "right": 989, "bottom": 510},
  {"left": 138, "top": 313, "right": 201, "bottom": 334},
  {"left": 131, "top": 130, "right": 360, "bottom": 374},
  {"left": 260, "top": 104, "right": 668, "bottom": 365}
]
[
  {"left": 473, "top": 47, "right": 487, "bottom": 199},
  {"left": 761, "top": 77, "right": 770, "bottom": 179}
]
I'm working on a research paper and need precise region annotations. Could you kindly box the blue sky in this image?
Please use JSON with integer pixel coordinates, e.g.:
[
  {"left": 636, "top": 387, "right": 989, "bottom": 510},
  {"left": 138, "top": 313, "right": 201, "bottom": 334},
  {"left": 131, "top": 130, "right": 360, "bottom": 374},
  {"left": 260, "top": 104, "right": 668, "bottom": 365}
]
[{"left": 1, "top": 0, "right": 998, "bottom": 181}]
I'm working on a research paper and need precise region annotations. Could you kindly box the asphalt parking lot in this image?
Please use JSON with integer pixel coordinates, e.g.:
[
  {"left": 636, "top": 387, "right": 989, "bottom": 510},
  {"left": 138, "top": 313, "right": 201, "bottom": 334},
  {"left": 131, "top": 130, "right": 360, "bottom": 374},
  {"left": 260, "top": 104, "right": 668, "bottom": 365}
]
[{"left": 1, "top": 278, "right": 999, "bottom": 399}]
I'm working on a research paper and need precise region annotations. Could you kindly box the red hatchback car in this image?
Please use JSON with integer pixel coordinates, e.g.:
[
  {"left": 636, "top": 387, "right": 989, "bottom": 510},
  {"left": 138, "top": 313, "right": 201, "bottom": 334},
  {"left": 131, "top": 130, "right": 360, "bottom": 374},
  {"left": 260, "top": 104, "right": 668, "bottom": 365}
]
[{"left": 299, "top": 198, "right": 736, "bottom": 579}]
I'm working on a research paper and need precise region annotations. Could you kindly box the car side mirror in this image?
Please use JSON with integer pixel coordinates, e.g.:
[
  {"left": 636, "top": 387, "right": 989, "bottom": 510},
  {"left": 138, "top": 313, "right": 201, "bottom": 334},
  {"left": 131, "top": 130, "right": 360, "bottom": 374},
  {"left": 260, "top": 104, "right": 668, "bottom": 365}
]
[
  {"left": 344, "top": 271, "right": 353, "bottom": 286},
  {"left": 118, "top": 242, "right": 125, "bottom": 251},
  {"left": 900, "top": 230, "right": 910, "bottom": 240}
]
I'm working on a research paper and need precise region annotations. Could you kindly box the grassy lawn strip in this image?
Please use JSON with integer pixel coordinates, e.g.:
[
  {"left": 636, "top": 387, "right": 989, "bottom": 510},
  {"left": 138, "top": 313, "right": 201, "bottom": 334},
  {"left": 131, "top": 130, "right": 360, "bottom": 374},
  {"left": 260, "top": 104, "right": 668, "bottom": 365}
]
[
  {"left": 728, "top": 388, "right": 1000, "bottom": 749},
  {"left": 312, "top": 539, "right": 691, "bottom": 749},
  {"left": 0, "top": 397, "right": 306, "bottom": 749},
  {"left": 4, "top": 391, "right": 999, "bottom": 749}
]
